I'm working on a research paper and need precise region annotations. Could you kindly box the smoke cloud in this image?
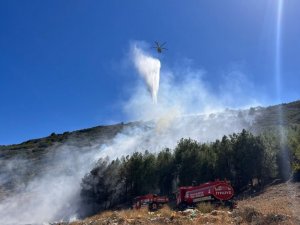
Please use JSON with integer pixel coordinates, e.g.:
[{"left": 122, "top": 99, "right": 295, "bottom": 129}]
[
  {"left": 0, "top": 144, "right": 104, "bottom": 224},
  {"left": 0, "top": 41, "right": 263, "bottom": 224}
]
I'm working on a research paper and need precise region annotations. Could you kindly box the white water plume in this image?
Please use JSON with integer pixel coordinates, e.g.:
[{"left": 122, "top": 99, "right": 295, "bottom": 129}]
[{"left": 132, "top": 45, "right": 161, "bottom": 104}]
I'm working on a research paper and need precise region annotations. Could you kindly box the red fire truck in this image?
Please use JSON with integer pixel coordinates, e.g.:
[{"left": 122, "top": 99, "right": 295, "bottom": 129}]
[
  {"left": 176, "top": 180, "right": 235, "bottom": 209},
  {"left": 133, "top": 194, "right": 169, "bottom": 210}
]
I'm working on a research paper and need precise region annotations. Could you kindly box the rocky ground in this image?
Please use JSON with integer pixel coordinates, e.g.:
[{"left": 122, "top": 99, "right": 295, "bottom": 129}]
[{"left": 56, "top": 182, "right": 300, "bottom": 225}]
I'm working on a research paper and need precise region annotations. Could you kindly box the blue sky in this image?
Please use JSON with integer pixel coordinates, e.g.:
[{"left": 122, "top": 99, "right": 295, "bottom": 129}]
[{"left": 1, "top": 0, "right": 300, "bottom": 145}]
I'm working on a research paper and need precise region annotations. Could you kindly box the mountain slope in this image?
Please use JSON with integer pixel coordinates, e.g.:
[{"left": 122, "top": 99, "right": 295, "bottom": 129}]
[
  {"left": 1, "top": 100, "right": 300, "bottom": 153},
  {"left": 0, "top": 100, "right": 299, "bottom": 224}
]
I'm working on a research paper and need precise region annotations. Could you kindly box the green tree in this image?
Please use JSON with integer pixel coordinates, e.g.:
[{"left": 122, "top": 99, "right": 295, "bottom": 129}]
[
  {"left": 174, "top": 138, "right": 203, "bottom": 185},
  {"left": 197, "top": 143, "right": 216, "bottom": 183},
  {"left": 215, "top": 136, "right": 235, "bottom": 181},
  {"left": 141, "top": 150, "right": 157, "bottom": 193},
  {"left": 120, "top": 151, "right": 157, "bottom": 198},
  {"left": 120, "top": 152, "right": 144, "bottom": 197},
  {"left": 231, "top": 130, "right": 265, "bottom": 190},
  {"left": 287, "top": 126, "right": 300, "bottom": 180},
  {"left": 156, "top": 148, "right": 175, "bottom": 194}
]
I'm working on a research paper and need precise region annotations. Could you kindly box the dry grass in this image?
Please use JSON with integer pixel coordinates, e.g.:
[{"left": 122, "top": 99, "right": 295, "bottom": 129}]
[
  {"left": 196, "top": 202, "right": 214, "bottom": 213},
  {"left": 237, "top": 182, "right": 300, "bottom": 225},
  {"left": 238, "top": 183, "right": 300, "bottom": 224},
  {"left": 70, "top": 207, "right": 150, "bottom": 225},
  {"left": 156, "top": 205, "right": 175, "bottom": 218},
  {"left": 233, "top": 207, "right": 291, "bottom": 225},
  {"left": 69, "top": 205, "right": 233, "bottom": 225}
]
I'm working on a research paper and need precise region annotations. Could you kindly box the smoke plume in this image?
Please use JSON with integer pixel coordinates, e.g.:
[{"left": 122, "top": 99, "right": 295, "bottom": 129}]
[{"left": 0, "top": 143, "right": 106, "bottom": 224}]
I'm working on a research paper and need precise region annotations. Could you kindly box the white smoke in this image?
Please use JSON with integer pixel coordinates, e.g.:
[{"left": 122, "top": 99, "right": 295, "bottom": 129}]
[
  {"left": 132, "top": 45, "right": 161, "bottom": 104},
  {"left": 0, "top": 42, "right": 264, "bottom": 224},
  {"left": 0, "top": 144, "right": 103, "bottom": 225}
]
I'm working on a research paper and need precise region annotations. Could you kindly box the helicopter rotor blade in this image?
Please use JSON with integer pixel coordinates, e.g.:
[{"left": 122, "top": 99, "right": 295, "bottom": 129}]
[{"left": 160, "top": 42, "right": 167, "bottom": 47}]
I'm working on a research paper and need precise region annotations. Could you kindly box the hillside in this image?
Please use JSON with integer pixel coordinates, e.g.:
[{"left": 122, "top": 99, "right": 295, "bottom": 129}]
[
  {"left": 0, "top": 100, "right": 300, "bottom": 224},
  {"left": 251, "top": 100, "right": 300, "bottom": 130},
  {"left": 0, "top": 122, "right": 128, "bottom": 156},
  {"left": 1, "top": 100, "right": 300, "bottom": 151},
  {"left": 0, "top": 100, "right": 299, "bottom": 147},
  {"left": 1, "top": 101, "right": 300, "bottom": 193}
]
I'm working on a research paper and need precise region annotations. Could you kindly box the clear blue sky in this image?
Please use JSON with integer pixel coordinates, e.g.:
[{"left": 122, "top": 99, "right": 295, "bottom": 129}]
[{"left": 1, "top": 0, "right": 299, "bottom": 145}]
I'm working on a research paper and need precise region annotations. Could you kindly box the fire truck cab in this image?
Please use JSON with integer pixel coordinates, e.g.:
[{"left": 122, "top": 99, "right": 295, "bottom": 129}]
[{"left": 133, "top": 194, "right": 169, "bottom": 211}]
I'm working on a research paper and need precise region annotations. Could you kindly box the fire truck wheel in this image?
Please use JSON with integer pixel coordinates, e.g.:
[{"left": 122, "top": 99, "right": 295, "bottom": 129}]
[
  {"left": 177, "top": 203, "right": 187, "bottom": 211},
  {"left": 149, "top": 203, "right": 158, "bottom": 211},
  {"left": 225, "top": 200, "right": 236, "bottom": 209}
]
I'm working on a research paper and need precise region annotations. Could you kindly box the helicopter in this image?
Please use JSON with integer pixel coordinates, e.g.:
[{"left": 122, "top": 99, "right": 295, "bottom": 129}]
[{"left": 152, "top": 41, "right": 167, "bottom": 53}]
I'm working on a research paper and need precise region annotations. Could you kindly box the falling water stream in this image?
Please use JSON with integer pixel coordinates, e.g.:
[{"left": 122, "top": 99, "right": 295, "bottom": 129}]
[
  {"left": 275, "top": 0, "right": 283, "bottom": 99},
  {"left": 275, "top": 0, "right": 298, "bottom": 221},
  {"left": 275, "top": 0, "right": 291, "bottom": 180}
]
